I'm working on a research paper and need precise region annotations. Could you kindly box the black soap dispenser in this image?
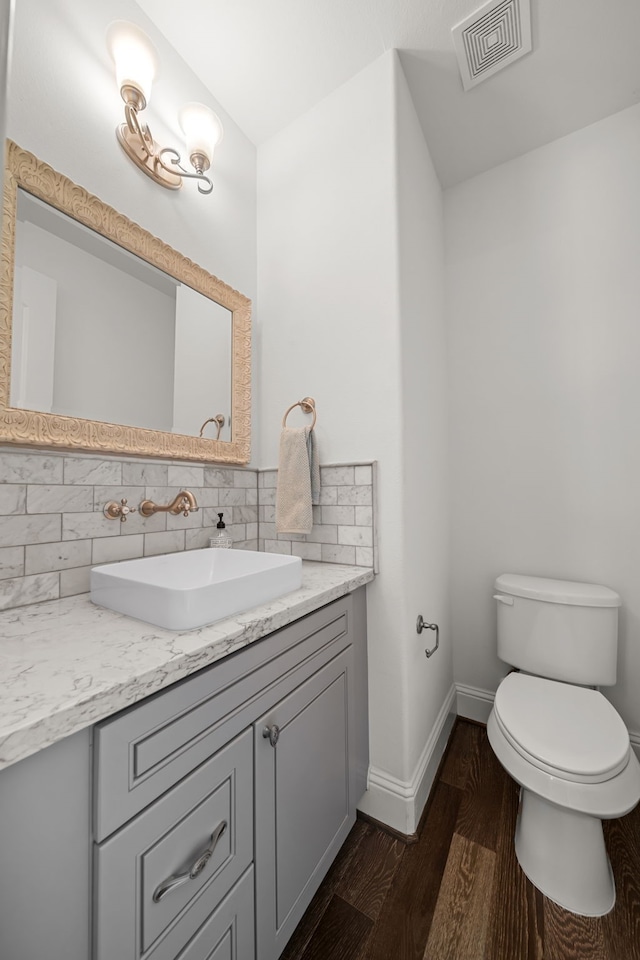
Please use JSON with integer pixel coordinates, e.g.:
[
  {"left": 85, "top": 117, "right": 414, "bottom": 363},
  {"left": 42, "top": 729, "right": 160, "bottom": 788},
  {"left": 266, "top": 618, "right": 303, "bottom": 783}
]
[{"left": 209, "top": 512, "right": 232, "bottom": 549}]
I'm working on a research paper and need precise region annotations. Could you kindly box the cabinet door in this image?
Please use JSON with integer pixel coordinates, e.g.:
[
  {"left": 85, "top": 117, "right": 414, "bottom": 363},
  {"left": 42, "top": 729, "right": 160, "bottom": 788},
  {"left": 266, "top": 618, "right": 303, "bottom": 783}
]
[{"left": 255, "top": 650, "right": 355, "bottom": 960}]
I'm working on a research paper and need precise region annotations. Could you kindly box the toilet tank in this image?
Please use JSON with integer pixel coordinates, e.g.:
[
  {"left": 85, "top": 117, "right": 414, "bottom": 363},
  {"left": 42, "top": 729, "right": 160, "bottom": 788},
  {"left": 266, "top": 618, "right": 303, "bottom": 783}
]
[{"left": 494, "top": 574, "right": 621, "bottom": 685}]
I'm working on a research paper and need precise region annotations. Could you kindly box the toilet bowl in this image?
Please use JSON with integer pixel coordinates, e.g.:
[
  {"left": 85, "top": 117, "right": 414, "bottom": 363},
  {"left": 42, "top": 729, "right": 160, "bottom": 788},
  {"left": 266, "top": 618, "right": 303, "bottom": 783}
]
[{"left": 488, "top": 672, "right": 640, "bottom": 916}]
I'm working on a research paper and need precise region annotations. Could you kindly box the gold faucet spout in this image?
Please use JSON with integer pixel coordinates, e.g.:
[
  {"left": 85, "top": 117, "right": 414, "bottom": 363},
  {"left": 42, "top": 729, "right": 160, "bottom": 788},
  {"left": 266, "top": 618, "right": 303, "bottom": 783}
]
[{"left": 139, "top": 490, "right": 199, "bottom": 518}]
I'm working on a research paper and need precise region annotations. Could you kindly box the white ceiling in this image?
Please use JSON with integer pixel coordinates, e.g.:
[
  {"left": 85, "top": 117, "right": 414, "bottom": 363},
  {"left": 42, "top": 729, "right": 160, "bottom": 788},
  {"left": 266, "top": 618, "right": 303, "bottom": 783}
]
[{"left": 137, "top": 0, "right": 640, "bottom": 187}]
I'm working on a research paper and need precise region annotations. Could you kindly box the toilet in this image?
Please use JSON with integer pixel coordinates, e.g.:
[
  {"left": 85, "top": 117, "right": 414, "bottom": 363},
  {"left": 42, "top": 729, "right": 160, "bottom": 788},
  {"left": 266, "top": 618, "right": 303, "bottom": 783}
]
[{"left": 487, "top": 574, "right": 640, "bottom": 916}]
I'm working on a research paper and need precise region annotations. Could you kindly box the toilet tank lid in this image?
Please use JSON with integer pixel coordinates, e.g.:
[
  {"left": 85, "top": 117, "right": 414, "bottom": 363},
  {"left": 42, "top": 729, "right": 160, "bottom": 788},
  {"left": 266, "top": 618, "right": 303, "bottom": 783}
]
[{"left": 494, "top": 574, "right": 621, "bottom": 607}]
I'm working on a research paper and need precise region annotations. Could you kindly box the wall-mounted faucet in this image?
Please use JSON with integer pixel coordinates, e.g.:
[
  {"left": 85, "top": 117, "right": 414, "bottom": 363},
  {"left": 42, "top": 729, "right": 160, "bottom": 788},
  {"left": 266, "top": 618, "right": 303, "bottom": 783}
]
[{"left": 139, "top": 490, "right": 199, "bottom": 518}]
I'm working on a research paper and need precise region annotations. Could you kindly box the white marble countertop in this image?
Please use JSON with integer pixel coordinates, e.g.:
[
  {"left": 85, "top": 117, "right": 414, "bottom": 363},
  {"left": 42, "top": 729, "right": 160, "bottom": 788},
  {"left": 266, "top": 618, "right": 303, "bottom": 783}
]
[{"left": 0, "top": 561, "right": 373, "bottom": 771}]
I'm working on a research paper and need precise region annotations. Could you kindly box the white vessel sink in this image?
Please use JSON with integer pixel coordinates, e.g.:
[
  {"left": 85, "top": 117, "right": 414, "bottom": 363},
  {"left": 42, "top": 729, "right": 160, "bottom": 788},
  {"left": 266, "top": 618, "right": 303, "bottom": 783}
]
[{"left": 90, "top": 549, "right": 303, "bottom": 630}]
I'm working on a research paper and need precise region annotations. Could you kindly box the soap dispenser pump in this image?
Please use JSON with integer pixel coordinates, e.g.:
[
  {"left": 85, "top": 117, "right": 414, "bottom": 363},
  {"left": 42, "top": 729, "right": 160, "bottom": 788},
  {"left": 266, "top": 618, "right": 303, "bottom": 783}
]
[{"left": 209, "top": 512, "right": 232, "bottom": 549}]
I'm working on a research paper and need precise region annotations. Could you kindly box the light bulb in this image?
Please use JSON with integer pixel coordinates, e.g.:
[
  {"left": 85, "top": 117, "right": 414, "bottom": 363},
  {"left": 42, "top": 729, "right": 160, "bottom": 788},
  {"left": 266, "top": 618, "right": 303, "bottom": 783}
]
[
  {"left": 179, "top": 102, "right": 224, "bottom": 170},
  {"left": 106, "top": 20, "right": 158, "bottom": 107}
]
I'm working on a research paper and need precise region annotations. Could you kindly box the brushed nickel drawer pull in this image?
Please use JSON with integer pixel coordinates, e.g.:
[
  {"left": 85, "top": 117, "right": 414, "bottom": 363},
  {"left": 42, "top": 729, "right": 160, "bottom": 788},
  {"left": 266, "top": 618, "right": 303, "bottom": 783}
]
[{"left": 152, "top": 820, "right": 227, "bottom": 903}]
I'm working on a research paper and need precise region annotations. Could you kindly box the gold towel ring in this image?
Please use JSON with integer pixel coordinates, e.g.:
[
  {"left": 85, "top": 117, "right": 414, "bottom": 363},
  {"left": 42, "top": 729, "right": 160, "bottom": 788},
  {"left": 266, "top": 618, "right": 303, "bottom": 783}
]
[
  {"left": 198, "top": 414, "right": 225, "bottom": 439},
  {"left": 282, "top": 396, "right": 317, "bottom": 429}
]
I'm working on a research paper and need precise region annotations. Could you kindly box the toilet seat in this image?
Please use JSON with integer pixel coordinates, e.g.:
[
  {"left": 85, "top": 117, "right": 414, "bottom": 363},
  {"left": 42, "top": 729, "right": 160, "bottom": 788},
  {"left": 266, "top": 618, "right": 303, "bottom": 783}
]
[{"left": 493, "top": 673, "right": 630, "bottom": 784}]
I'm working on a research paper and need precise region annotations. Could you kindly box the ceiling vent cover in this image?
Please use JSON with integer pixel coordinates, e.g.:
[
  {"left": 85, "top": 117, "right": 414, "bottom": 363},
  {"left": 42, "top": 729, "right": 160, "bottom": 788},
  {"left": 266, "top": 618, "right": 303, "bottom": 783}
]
[{"left": 452, "top": 0, "right": 532, "bottom": 90}]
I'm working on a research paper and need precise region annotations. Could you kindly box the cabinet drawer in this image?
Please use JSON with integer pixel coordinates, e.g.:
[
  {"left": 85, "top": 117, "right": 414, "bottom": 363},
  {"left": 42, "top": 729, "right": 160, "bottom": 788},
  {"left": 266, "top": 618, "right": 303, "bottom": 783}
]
[
  {"left": 94, "top": 729, "right": 253, "bottom": 960},
  {"left": 173, "top": 866, "right": 254, "bottom": 960},
  {"left": 94, "top": 596, "right": 352, "bottom": 839}
]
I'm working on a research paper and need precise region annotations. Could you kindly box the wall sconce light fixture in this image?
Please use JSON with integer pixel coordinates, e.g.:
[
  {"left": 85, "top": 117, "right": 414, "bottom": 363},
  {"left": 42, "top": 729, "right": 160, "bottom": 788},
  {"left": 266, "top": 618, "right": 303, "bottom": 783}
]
[{"left": 106, "top": 21, "right": 223, "bottom": 195}]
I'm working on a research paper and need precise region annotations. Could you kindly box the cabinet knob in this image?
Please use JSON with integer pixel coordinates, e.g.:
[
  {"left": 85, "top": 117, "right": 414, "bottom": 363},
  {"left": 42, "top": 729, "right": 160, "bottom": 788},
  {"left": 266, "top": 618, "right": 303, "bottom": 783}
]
[{"left": 262, "top": 724, "right": 280, "bottom": 748}]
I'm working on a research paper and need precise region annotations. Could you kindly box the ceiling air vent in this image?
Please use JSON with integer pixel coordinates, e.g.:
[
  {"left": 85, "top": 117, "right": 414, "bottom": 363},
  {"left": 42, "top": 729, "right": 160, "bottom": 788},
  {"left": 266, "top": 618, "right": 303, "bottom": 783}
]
[{"left": 452, "top": 0, "right": 532, "bottom": 90}]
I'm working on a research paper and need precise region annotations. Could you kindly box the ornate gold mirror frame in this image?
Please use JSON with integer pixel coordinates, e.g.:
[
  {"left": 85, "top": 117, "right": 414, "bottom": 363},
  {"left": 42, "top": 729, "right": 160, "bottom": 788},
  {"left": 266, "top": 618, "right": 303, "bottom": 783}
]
[{"left": 0, "top": 141, "right": 251, "bottom": 463}]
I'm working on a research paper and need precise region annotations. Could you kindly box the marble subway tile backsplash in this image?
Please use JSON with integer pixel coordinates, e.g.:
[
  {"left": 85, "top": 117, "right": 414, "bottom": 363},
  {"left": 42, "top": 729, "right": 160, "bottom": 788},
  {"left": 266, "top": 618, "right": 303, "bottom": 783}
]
[
  {"left": 0, "top": 449, "right": 377, "bottom": 612},
  {"left": 0, "top": 449, "right": 258, "bottom": 611},
  {"left": 258, "top": 462, "right": 377, "bottom": 571}
]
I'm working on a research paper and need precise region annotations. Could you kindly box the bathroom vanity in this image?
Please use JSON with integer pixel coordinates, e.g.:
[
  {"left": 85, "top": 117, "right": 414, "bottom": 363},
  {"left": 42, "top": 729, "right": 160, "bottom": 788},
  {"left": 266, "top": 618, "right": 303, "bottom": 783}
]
[{"left": 0, "top": 562, "right": 372, "bottom": 960}]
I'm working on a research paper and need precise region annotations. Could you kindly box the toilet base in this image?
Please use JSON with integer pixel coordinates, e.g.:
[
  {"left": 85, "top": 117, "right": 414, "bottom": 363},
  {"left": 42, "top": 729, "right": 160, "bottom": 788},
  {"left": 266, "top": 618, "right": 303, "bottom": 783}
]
[{"left": 515, "top": 788, "right": 615, "bottom": 917}]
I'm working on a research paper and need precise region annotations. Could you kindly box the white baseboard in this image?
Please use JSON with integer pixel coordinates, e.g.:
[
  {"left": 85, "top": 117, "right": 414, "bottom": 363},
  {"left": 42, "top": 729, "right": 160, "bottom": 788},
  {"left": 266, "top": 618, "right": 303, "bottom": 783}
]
[
  {"left": 357, "top": 684, "right": 456, "bottom": 836},
  {"left": 455, "top": 682, "right": 495, "bottom": 724}
]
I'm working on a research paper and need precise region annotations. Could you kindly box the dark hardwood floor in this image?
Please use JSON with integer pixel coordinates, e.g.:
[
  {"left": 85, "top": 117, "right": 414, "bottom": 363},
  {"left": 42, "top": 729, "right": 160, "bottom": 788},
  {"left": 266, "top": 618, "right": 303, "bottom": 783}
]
[{"left": 280, "top": 720, "right": 640, "bottom": 960}]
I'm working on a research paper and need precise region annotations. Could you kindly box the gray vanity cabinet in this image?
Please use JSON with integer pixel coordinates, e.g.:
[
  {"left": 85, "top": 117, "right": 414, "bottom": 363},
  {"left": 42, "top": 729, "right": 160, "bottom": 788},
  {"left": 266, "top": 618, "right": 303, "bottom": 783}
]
[{"left": 0, "top": 587, "right": 368, "bottom": 960}]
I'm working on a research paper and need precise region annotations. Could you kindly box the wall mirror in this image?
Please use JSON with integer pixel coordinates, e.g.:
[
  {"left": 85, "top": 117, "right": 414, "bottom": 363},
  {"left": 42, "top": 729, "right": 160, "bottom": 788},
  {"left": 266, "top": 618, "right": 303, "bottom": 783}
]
[{"left": 0, "top": 141, "right": 251, "bottom": 463}]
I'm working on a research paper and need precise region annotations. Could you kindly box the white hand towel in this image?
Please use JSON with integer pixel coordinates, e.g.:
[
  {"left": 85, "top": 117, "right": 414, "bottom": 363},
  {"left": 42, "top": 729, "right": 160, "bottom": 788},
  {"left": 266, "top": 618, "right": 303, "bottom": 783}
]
[
  {"left": 307, "top": 427, "right": 320, "bottom": 506},
  {"left": 276, "top": 426, "right": 319, "bottom": 535}
]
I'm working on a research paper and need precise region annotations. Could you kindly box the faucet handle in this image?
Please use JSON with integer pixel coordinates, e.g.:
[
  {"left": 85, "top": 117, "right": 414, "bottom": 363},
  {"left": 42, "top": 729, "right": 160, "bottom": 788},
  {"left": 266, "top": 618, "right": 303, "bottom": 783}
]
[
  {"left": 178, "top": 493, "right": 199, "bottom": 516},
  {"left": 104, "top": 498, "right": 137, "bottom": 523}
]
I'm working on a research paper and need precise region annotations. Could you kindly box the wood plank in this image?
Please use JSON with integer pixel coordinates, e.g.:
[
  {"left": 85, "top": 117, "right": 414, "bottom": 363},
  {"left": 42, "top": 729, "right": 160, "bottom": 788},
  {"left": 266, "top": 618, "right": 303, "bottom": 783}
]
[
  {"left": 283, "top": 723, "right": 640, "bottom": 960},
  {"left": 422, "top": 832, "right": 496, "bottom": 960},
  {"left": 543, "top": 898, "right": 606, "bottom": 960},
  {"left": 337, "top": 824, "right": 406, "bottom": 921},
  {"left": 453, "top": 726, "right": 506, "bottom": 852},
  {"left": 357, "top": 809, "right": 419, "bottom": 845},
  {"left": 362, "top": 780, "right": 463, "bottom": 960},
  {"left": 602, "top": 806, "right": 640, "bottom": 960},
  {"left": 439, "top": 720, "right": 482, "bottom": 791},
  {"left": 297, "top": 894, "right": 373, "bottom": 960},
  {"left": 485, "top": 772, "right": 544, "bottom": 960},
  {"left": 279, "top": 819, "right": 371, "bottom": 960}
]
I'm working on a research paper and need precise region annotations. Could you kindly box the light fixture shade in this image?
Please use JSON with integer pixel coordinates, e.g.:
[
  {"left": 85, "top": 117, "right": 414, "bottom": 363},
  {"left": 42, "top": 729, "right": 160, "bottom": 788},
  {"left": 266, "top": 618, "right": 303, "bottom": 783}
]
[
  {"left": 179, "top": 102, "right": 224, "bottom": 166},
  {"left": 106, "top": 20, "right": 158, "bottom": 105}
]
